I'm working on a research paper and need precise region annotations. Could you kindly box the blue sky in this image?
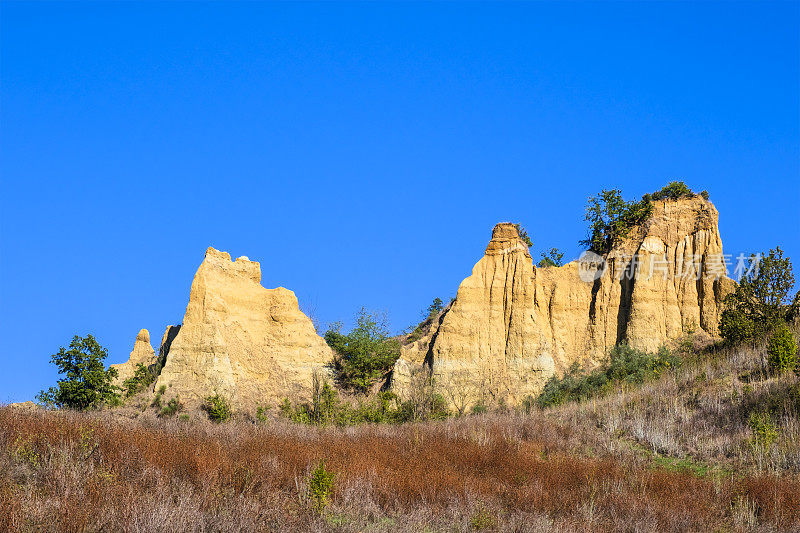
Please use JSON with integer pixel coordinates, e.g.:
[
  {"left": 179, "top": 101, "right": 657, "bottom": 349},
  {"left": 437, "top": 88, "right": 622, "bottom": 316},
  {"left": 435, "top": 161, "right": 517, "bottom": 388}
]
[{"left": 1, "top": 2, "right": 798, "bottom": 402}]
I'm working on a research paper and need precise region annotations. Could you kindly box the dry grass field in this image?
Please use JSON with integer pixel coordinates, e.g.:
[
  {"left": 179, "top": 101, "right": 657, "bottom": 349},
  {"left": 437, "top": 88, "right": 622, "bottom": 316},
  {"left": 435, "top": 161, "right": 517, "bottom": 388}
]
[{"left": 2, "top": 336, "right": 799, "bottom": 532}]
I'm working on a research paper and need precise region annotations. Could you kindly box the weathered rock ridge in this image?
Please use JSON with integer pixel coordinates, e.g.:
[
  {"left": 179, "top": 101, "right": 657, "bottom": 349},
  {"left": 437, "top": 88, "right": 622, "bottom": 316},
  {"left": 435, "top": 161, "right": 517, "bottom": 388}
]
[
  {"left": 154, "top": 247, "right": 333, "bottom": 409},
  {"left": 113, "top": 248, "right": 332, "bottom": 410},
  {"left": 393, "top": 196, "right": 735, "bottom": 406},
  {"left": 110, "top": 329, "right": 157, "bottom": 388}
]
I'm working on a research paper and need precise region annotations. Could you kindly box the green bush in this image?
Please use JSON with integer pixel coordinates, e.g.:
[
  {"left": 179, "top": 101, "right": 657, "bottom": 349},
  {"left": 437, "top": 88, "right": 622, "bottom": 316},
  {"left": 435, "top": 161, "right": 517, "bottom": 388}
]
[
  {"left": 307, "top": 459, "right": 335, "bottom": 513},
  {"left": 536, "top": 344, "right": 680, "bottom": 409},
  {"left": 651, "top": 180, "right": 694, "bottom": 201},
  {"left": 580, "top": 189, "right": 653, "bottom": 254},
  {"left": 278, "top": 370, "right": 455, "bottom": 426},
  {"left": 159, "top": 396, "right": 183, "bottom": 418},
  {"left": 279, "top": 384, "right": 419, "bottom": 426},
  {"left": 538, "top": 248, "right": 565, "bottom": 268},
  {"left": 255, "top": 405, "right": 271, "bottom": 423},
  {"left": 513, "top": 224, "right": 533, "bottom": 248},
  {"left": 521, "top": 395, "right": 536, "bottom": 414},
  {"left": 202, "top": 394, "right": 232, "bottom": 422},
  {"left": 326, "top": 308, "right": 401, "bottom": 392},
  {"left": 122, "top": 363, "right": 157, "bottom": 397},
  {"left": 406, "top": 298, "right": 446, "bottom": 342},
  {"left": 748, "top": 410, "right": 779, "bottom": 451},
  {"left": 36, "top": 334, "right": 120, "bottom": 410},
  {"left": 150, "top": 384, "right": 167, "bottom": 409},
  {"left": 471, "top": 400, "right": 488, "bottom": 415},
  {"left": 720, "top": 247, "right": 795, "bottom": 345},
  {"left": 469, "top": 503, "right": 497, "bottom": 530},
  {"left": 767, "top": 326, "right": 798, "bottom": 374}
]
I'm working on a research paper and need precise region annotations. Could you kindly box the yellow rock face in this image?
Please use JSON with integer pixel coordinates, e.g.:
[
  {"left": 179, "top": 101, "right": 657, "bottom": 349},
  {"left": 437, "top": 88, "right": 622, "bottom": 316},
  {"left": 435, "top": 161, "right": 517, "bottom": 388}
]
[
  {"left": 153, "top": 247, "right": 333, "bottom": 410},
  {"left": 110, "top": 329, "right": 157, "bottom": 387},
  {"left": 394, "top": 196, "right": 735, "bottom": 407}
]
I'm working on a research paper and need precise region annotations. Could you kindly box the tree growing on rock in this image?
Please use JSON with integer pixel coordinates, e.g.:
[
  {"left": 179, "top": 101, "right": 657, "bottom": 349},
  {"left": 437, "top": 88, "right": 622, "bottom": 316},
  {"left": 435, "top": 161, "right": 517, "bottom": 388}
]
[
  {"left": 580, "top": 189, "right": 653, "bottom": 254},
  {"left": 37, "top": 334, "right": 120, "bottom": 410},
  {"left": 512, "top": 224, "right": 533, "bottom": 248},
  {"left": 538, "top": 248, "right": 565, "bottom": 267}
]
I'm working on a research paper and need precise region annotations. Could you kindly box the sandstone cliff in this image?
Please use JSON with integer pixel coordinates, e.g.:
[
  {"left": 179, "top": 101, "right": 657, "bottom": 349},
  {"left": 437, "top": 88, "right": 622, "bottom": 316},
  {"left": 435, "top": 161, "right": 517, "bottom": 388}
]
[
  {"left": 393, "top": 196, "right": 735, "bottom": 406},
  {"left": 110, "top": 329, "right": 157, "bottom": 388},
  {"left": 153, "top": 247, "right": 333, "bottom": 410}
]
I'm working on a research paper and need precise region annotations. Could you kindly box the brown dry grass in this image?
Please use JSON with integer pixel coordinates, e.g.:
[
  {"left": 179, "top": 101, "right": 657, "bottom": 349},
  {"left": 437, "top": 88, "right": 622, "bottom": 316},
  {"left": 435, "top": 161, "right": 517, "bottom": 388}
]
[{"left": 1, "top": 405, "right": 799, "bottom": 532}]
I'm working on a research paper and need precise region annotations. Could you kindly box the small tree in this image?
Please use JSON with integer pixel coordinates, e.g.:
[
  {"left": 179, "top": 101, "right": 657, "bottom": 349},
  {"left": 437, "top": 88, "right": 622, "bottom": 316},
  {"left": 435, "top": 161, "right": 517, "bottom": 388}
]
[
  {"left": 512, "top": 223, "right": 533, "bottom": 248},
  {"left": 580, "top": 189, "right": 653, "bottom": 254},
  {"left": 37, "top": 335, "right": 120, "bottom": 410},
  {"left": 122, "top": 362, "right": 157, "bottom": 397},
  {"left": 202, "top": 394, "right": 232, "bottom": 422},
  {"left": 325, "top": 308, "right": 401, "bottom": 392},
  {"left": 307, "top": 459, "right": 335, "bottom": 513},
  {"left": 425, "top": 297, "right": 444, "bottom": 318},
  {"left": 538, "top": 248, "right": 565, "bottom": 268},
  {"left": 720, "top": 247, "right": 795, "bottom": 344},
  {"left": 767, "top": 326, "right": 797, "bottom": 374}
]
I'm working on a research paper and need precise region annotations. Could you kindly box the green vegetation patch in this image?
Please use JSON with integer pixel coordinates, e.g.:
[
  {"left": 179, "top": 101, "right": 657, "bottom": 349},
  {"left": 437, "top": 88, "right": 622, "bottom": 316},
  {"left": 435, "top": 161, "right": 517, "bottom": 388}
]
[
  {"left": 536, "top": 344, "right": 680, "bottom": 409},
  {"left": 37, "top": 334, "right": 120, "bottom": 410},
  {"left": 326, "top": 308, "right": 401, "bottom": 393},
  {"left": 202, "top": 393, "right": 232, "bottom": 422}
]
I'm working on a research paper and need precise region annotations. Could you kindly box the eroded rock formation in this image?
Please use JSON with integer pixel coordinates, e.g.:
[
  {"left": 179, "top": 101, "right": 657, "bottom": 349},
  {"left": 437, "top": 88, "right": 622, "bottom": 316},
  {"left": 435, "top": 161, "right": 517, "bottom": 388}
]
[
  {"left": 153, "top": 247, "right": 333, "bottom": 409},
  {"left": 393, "top": 196, "right": 735, "bottom": 406},
  {"left": 110, "top": 329, "right": 157, "bottom": 387}
]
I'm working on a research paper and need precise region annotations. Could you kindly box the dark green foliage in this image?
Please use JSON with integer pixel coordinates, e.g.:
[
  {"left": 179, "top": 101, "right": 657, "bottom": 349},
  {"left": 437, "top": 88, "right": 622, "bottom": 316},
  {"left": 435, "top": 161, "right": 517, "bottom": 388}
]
[
  {"left": 255, "top": 405, "right": 271, "bottom": 423},
  {"left": 767, "top": 326, "right": 798, "bottom": 374},
  {"left": 536, "top": 344, "right": 680, "bottom": 409},
  {"left": 159, "top": 396, "right": 183, "bottom": 418},
  {"left": 700, "top": 190, "right": 710, "bottom": 200},
  {"left": 521, "top": 395, "right": 536, "bottom": 414},
  {"left": 469, "top": 503, "right": 497, "bottom": 530},
  {"left": 326, "top": 308, "right": 401, "bottom": 393},
  {"left": 426, "top": 297, "right": 444, "bottom": 318},
  {"left": 202, "top": 394, "right": 232, "bottom": 422},
  {"left": 406, "top": 298, "right": 446, "bottom": 342},
  {"left": 151, "top": 384, "right": 167, "bottom": 409},
  {"left": 307, "top": 459, "right": 335, "bottom": 512},
  {"left": 748, "top": 411, "right": 779, "bottom": 451},
  {"left": 122, "top": 363, "right": 157, "bottom": 397},
  {"left": 421, "top": 391, "right": 451, "bottom": 421},
  {"left": 471, "top": 400, "right": 488, "bottom": 415},
  {"left": 36, "top": 335, "right": 120, "bottom": 410},
  {"left": 651, "top": 180, "right": 695, "bottom": 201},
  {"left": 279, "top": 376, "right": 450, "bottom": 426},
  {"left": 280, "top": 386, "right": 411, "bottom": 426},
  {"left": 513, "top": 223, "right": 533, "bottom": 248},
  {"left": 720, "top": 247, "right": 795, "bottom": 344},
  {"left": 580, "top": 189, "right": 653, "bottom": 254},
  {"left": 537, "top": 248, "right": 565, "bottom": 268}
]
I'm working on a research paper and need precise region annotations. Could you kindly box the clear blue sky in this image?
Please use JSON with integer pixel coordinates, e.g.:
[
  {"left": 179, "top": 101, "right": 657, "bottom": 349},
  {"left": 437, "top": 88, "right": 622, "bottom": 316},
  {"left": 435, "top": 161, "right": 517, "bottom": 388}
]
[{"left": 1, "top": 2, "right": 798, "bottom": 402}]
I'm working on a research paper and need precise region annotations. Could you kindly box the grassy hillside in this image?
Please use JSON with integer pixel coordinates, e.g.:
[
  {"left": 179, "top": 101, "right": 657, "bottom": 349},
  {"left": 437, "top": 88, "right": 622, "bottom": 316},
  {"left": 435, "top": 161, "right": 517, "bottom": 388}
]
[{"left": 2, "top": 332, "right": 799, "bottom": 532}]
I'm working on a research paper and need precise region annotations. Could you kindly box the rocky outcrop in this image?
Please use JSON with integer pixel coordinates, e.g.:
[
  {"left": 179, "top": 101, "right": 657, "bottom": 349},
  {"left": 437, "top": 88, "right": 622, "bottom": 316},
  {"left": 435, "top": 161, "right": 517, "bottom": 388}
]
[
  {"left": 585, "top": 195, "right": 735, "bottom": 355},
  {"left": 153, "top": 247, "right": 333, "bottom": 410},
  {"left": 110, "top": 329, "right": 157, "bottom": 387},
  {"left": 393, "top": 196, "right": 735, "bottom": 407},
  {"left": 157, "top": 325, "right": 181, "bottom": 369},
  {"left": 7, "top": 401, "right": 38, "bottom": 410}
]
